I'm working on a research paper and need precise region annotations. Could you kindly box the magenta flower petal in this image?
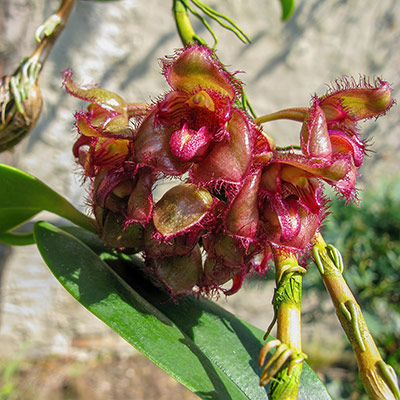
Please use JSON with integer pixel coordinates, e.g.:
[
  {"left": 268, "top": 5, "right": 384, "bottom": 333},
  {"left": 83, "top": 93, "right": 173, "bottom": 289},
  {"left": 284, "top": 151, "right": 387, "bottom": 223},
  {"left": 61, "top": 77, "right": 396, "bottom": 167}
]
[
  {"left": 190, "top": 109, "right": 253, "bottom": 185},
  {"left": 329, "top": 130, "right": 365, "bottom": 167},
  {"left": 225, "top": 170, "right": 261, "bottom": 241},
  {"left": 169, "top": 124, "right": 212, "bottom": 162},
  {"left": 300, "top": 102, "right": 332, "bottom": 162},
  {"left": 134, "top": 109, "right": 191, "bottom": 175}
]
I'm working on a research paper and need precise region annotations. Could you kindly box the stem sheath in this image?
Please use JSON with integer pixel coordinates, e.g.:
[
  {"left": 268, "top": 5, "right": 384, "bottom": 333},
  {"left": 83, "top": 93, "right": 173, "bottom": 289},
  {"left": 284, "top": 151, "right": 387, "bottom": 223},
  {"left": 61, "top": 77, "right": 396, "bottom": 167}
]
[
  {"left": 312, "top": 232, "right": 400, "bottom": 400},
  {"left": 260, "top": 249, "right": 305, "bottom": 400}
]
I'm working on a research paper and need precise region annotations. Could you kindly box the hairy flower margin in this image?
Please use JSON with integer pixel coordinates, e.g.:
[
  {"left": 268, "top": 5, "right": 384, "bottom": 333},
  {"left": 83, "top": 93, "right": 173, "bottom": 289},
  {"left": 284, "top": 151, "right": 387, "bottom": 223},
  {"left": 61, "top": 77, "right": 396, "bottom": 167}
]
[{"left": 64, "top": 44, "right": 394, "bottom": 297}]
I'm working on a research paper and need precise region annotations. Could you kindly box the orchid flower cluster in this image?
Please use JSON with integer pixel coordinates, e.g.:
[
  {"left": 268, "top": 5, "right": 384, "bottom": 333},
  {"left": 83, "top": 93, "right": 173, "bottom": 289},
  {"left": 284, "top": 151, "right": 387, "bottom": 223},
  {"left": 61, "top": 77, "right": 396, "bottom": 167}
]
[{"left": 64, "top": 44, "right": 394, "bottom": 299}]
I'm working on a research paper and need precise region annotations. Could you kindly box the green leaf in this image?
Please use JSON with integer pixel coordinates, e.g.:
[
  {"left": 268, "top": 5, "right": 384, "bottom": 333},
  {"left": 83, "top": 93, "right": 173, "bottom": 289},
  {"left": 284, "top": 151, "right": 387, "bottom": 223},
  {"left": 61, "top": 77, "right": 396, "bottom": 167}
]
[
  {"left": 0, "top": 163, "right": 96, "bottom": 236},
  {"left": 34, "top": 222, "right": 332, "bottom": 400},
  {"left": 279, "top": 0, "right": 295, "bottom": 21},
  {"left": 0, "top": 231, "right": 35, "bottom": 246}
]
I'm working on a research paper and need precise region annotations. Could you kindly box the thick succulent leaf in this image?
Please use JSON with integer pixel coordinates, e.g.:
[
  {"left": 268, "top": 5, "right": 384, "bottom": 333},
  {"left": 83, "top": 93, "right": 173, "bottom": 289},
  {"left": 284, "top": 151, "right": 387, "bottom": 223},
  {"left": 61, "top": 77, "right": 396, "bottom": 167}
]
[
  {"left": 0, "top": 163, "right": 95, "bottom": 235},
  {"left": 34, "top": 222, "right": 332, "bottom": 400}
]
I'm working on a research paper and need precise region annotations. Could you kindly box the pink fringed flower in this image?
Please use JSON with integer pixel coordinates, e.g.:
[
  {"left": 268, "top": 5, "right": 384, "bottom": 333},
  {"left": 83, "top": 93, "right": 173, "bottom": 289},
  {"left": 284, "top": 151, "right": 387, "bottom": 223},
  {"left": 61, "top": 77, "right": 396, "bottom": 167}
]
[
  {"left": 63, "top": 70, "right": 136, "bottom": 139},
  {"left": 134, "top": 45, "right": 274, "bottom": 186},
  {"left": 63, "top": 70, "right": 149, "bottom": 177},
  {"left": 276, "top": 77, "right": 394, "bottom": 200},
  {"left": 258, "top": 163, "right": 326, "bottom": 250},
  {"left": 225, "top": 162, "right": 326, "bottom": 253},
  {"left": 66, "top": 45, "right": 394, "bottom": 299}
]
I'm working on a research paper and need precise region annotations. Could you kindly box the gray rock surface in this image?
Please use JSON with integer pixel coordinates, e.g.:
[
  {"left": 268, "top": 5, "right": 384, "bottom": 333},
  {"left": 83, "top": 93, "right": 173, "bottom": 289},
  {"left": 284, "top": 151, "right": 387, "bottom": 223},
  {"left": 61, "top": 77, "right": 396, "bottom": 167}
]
[{"left": 0, "top": 0, "right": 399, "bottom": 359}]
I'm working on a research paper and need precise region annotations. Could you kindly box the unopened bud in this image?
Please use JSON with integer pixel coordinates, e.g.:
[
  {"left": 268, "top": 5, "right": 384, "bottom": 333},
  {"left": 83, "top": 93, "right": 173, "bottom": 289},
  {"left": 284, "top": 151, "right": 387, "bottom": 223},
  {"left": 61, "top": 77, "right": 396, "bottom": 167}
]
[
  {"left": 102, "top": 211, "right": 144, "bottom": 252},
  {"left": 0, "top": 77, "right": 42, "bottom": 152},
  {"left": 149, "top": 245, "right": 203, "bottom": 295}
]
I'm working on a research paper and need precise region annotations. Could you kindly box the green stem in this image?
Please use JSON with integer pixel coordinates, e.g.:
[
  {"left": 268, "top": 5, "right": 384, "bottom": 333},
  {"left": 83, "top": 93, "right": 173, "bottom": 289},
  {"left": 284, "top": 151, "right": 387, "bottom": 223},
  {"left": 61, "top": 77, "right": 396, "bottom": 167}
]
[
  {"left": 254, "top": 108, "right": 308, "bottom": 125},
  {"left": 259, "top": 249, "right": 306, "bottom": 400},
  {"left": 172, "top": 0, "right": 206, "bottom": 46},
  {"left": 6, "top": 0, "right": 75, "bottom": 119},
  {"left": 190, "top": 0, "right": 251, "bottom": 44},
  {"left": 55, "top": 203, "right": 97, "bottom": 235},
  {"left": 312, "top": 232, "right": 400, "bottom": 400}
]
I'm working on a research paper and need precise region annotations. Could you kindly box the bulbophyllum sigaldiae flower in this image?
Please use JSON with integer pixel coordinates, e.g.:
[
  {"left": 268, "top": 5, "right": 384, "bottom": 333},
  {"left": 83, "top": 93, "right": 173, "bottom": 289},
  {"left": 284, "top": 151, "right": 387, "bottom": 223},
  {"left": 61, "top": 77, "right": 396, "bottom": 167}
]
[
  {"left": 259, "top": 77, "right": 394, "bottom": 201},
  {"left": 66, "top": 44, "right": 394, "bottom": 302},
  {"left": 65, "top": 44, "right": 274, "bottom": 296},
  {"left": 134, "top": 45, "right": 274, "bottom": 186},
  {"left": 65, "top": 40, "right": 398, "bottom": 398}
]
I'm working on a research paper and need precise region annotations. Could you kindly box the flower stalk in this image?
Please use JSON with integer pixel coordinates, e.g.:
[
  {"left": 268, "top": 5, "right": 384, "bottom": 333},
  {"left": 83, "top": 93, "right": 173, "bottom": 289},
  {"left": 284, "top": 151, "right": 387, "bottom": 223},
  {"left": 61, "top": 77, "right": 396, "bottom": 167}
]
[
  {"left": 312, "top": 232, "right": 400, "bottom": 400},
  {"left": 254, "top": 108, "right": 308, "bottom": 125},
  {"left": 172, "top": 0, "right": 209, "bottom": 46},
  {"left": 172, "top": 0, "right": 250, "bottom": 47},
  {"left": 259, "top": 249, "right": 307, "bottom": 400}
]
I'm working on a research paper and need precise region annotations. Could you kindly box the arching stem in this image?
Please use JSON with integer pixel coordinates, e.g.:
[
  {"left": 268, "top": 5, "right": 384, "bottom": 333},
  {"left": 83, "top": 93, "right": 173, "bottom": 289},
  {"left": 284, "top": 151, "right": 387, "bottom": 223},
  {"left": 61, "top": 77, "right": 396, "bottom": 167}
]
[
  {"left": 172, "top": 0, "right": 206, "bottom": 46},
  {"left": 254, "top": 108, "right": 308, "bottom": 125},
  {"left": 312, "top": 232, "right": 400, "bottom": 400}
]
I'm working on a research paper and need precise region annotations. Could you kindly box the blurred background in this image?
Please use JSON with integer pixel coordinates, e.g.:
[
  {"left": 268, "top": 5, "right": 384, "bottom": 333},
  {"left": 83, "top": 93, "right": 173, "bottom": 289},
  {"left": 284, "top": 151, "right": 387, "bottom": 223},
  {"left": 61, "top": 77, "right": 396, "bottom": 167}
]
[{"left": 0, "top": 0, "right": 399, "bottom": 398}]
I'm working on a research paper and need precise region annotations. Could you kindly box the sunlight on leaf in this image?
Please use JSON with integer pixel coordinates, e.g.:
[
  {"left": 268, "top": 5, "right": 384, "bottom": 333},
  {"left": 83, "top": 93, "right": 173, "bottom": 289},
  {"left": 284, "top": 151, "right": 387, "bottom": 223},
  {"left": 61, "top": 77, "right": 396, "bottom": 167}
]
[
  {"left": 34, "top": 222, "right": 332, "bottom": 400},
  {"left": 0, "top": 163, "right": 96, "bottom": 239}
]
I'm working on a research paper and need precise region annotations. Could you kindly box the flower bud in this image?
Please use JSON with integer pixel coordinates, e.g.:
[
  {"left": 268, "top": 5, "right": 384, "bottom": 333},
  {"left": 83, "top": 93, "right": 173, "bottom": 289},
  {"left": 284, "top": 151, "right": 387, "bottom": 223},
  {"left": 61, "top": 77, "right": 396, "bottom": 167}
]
[
  {"left": 203, "top": 231, "right": 246, "bottom": 267},
  {"left": 102, "top": 211, "right": 144, "bottom": 252},
  {"left": 225, "top": 170, "right": 261, "bottom": 241},
  {"left": 0, "top": 76, "right": 42, "bottom": 152},
  {"left": 127, "top": 167, "right": 155, "bottom": 225},
  {"left": 148, "top": 245, "right": 203, "bottom": 295},
  {"left": 203, "top": 257, "right": 240, "bottom": 287},
  {"left": 300, "top": 103, "right": 332, "bottom": 162},
  {"left": 152, "top": 183, "right": 214, "bottom": 239},
  {"left": 143, "top": 222, "right": 199, "bottom": 259}
]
